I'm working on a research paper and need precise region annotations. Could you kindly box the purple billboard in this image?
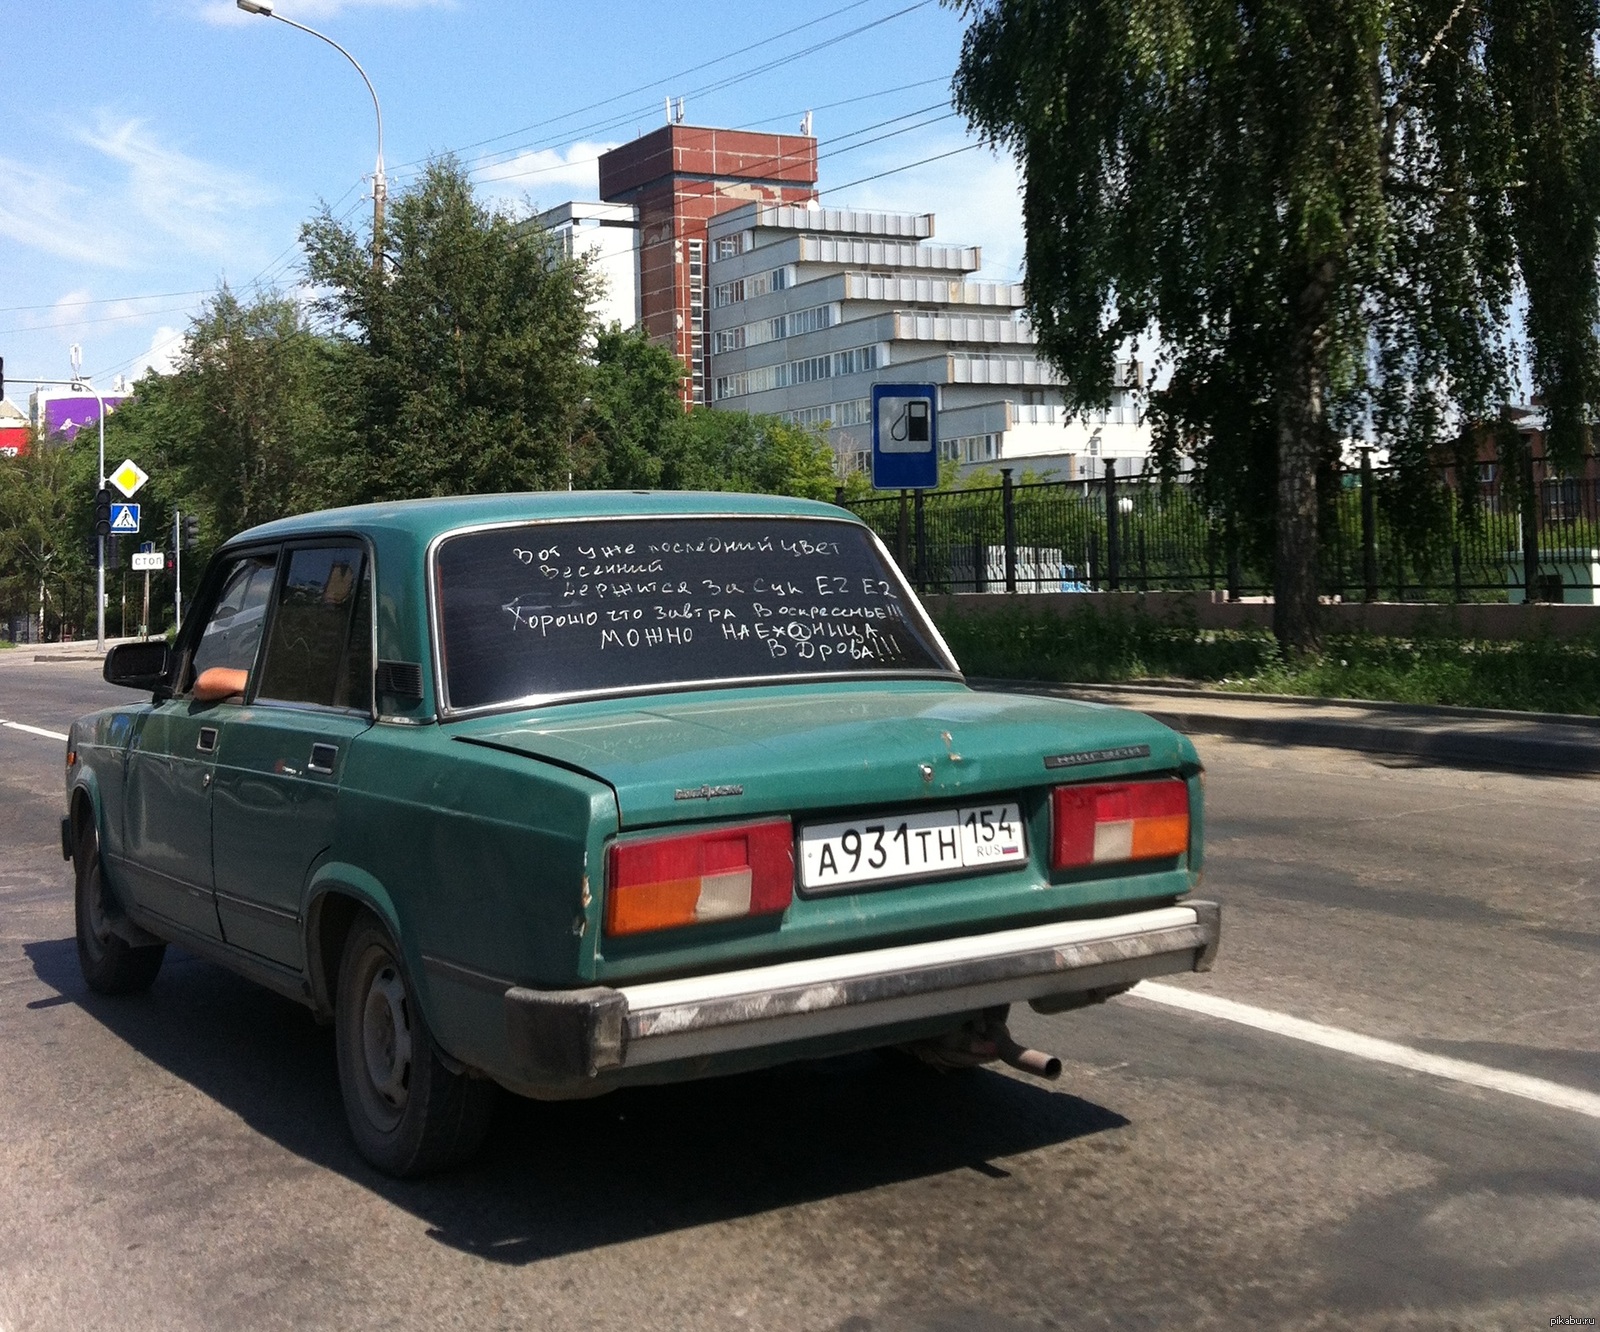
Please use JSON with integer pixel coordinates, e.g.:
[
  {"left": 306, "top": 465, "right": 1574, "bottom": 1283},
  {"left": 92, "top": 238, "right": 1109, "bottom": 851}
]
[{"left": 39, "top": 392, "right": 128, "bottom": 441}]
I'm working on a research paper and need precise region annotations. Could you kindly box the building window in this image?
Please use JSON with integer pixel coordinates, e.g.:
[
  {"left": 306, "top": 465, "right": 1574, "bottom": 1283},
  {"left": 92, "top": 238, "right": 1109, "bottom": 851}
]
[
  {"left": 688, "top": 240, "right": 706, "bottom": 405},
  {"left": 714, "top": 348, "right": 877, "bottom": 402},
  {"left": 713, "top": 327, "right": 745, "bottom": 355},
  {"left": 832, "top": 345, "right": 878, "bottom": 376}
]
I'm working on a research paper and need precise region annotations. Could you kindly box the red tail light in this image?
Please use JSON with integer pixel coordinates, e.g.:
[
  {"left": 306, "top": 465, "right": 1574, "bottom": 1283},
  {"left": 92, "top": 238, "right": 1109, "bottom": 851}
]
[
  {"left": 1051, "top": 778, "right": 1189, "bottom": 870},
  {"left": 605, "top": 819, "right": 794, "bottom": 937}
]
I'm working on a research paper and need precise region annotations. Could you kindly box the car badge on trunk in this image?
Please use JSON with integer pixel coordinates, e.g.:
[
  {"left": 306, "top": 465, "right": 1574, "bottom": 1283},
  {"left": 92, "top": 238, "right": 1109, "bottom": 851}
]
[
  {"left": 1043, "top": 744, "right": 1152, "bottom": 770},
  {"left": 674, "top": 784, "right": 744, "bottom": 801}
]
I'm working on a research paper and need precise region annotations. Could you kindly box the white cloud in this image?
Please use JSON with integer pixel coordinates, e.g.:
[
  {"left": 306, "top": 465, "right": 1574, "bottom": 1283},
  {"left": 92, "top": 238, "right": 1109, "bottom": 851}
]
[
  {"left": 80, "top": 113, "right": 275, "bottom": 260},
  {"left": 472, "top": 141, "right": 617, "bottom": 208},
  {"left": 130, "top": 326, "right": 185, "bottom": 380},
  {"left": 0, "top": 159, "right": 134, "bottom": 268},
  {"left": 829, "top": 137, "right": 1026, "bottom": 283},
  {"left": 0, "top": 115, "right": 274, "bottom": 275},
  {"left": 191, "top": 0, "right": 450, "bottom": 25}
]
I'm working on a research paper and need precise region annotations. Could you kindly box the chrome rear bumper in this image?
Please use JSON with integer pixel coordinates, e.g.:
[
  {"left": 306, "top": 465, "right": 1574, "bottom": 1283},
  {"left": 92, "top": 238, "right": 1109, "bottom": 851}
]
[{"left": 504, "top": 900, "right": 1220, "bottom": 1084}]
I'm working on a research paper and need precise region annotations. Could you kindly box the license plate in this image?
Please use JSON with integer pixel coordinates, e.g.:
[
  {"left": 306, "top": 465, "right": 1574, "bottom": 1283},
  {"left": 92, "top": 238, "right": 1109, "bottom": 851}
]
[{"left": 799, "top": 802, "right": 1027, "bottom": 892}]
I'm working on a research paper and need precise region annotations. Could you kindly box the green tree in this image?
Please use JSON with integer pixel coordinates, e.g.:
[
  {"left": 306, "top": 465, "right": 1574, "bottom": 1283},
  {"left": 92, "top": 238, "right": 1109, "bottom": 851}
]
[
  {"left": 101, "top": 288, "right": 333, "bottom": 551},
  {"left": 672, "top": 409, "right": 840, "bottom": 500},
  {"left": 0, "top": 430, "right": 96, "bottom": 639},
  {"left": 300, "top": 157, "right": 599, "bottom": 502},
  {"left": 581, "top": 324, "right": 691, "bottom": 488},
  {"left": 952, "top": 0, "right": 1600, "bottom": 652}
]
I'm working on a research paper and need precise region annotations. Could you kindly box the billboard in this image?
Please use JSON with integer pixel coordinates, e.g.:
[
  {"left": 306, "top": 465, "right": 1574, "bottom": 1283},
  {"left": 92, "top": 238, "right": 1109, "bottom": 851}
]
[
  {"left": 34, "top": 391, "right": 129, "bottom": 441},
  {"left": 0, "top": 424, "right": 27, "bottom": 460}
]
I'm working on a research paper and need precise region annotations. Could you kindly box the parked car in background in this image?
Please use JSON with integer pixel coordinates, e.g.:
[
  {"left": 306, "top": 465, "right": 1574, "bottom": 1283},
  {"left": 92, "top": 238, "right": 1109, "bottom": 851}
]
[{"left": 65, "top": 492, "right": 1219, "bottom": 1176}]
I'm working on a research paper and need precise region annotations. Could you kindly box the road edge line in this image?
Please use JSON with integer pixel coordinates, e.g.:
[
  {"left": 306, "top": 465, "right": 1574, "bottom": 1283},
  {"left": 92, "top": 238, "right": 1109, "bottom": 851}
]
[
  {"left": 0, "top": 720, "right": 70, "bottom": 742},
  {"left": 1130, "top": 980, "right": 1600, "bottom": 1121}
]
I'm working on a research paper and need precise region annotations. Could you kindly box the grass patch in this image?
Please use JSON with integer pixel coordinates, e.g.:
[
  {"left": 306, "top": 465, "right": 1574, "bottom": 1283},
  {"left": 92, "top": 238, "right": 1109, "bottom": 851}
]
[{"left": 932, "top": 605, "right": 1600, "bottom": 716}]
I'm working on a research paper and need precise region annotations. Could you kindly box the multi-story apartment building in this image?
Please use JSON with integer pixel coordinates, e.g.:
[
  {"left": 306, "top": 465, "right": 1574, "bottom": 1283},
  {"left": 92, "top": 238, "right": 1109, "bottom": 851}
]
[
  {"left": 546, "top": 116, "right": 1151, "bottom": 477},
  {"left": 533, "top": 201, "right": 641, "bottom": 333},
  {"left": 703, "top": 202, "right": 1149, "bottom": 479},
  {"left": 596, "top": 123, "right": 819, "bottom": 406}
]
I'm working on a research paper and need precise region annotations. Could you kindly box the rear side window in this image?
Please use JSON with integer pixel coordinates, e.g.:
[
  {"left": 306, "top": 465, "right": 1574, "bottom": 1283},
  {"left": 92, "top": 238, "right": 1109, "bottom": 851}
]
[
  {"left": 434, "top": 516, "right": 954, "bottom": 712},
  {"left": 190, "top": 554, "right": 277, "bottom": 685},
  {"left": 255, "top": 545, "right": 372, "bottom": 710}
]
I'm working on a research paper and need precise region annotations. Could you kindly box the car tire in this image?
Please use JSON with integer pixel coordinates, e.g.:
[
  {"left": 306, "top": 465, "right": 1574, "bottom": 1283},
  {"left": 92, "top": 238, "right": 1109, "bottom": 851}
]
[
  {"left": 75, "top": 821, "right": 166, "bottom": 995},
  {"left": 333, "top": 911, "right": 495, "bottom": 1177}
]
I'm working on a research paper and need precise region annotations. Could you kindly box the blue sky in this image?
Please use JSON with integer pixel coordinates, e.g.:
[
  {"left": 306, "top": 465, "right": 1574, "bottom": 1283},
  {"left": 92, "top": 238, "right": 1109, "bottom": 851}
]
[{"left": 1, "top": 0, "right": 1023, "bottom": 394}]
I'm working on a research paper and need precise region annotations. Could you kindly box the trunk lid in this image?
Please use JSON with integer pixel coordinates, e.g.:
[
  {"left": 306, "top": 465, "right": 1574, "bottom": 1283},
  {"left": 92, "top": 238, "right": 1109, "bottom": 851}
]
[{"left": 455, "top": 680, "right": 1192, "bottom": 827}]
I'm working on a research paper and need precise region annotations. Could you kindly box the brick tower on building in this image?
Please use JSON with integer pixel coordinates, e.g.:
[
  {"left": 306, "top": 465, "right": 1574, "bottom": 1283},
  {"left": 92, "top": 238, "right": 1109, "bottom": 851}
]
[{"left": 599, "top": 124, "right": 818, "bottom": 406}]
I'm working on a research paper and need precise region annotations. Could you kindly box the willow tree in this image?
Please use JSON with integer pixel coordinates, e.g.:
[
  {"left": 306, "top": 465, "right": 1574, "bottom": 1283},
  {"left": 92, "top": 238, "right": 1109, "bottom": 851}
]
[{"left": 951, "top": 0, "right": 1600, "bottom": 651}]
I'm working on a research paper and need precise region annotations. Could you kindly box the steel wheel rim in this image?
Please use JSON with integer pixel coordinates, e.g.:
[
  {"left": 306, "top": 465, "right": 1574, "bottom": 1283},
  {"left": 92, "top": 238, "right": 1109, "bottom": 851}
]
[
  {"left": 360, "top": 961, "right": 413, "bottom": 1126},
  {"left": 82, "top": 859, "right": 112, "bottom": 961}
]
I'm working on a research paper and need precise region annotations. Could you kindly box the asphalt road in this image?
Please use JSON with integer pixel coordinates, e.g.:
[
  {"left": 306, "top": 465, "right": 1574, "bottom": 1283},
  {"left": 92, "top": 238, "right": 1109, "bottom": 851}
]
[{"left": 1, "top": 654, "right": 1595, "bottom": 1332}]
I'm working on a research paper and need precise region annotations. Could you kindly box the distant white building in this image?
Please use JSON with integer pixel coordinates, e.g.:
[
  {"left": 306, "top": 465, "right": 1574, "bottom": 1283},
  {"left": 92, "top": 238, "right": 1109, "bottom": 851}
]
[
  {"left": 702, "top": 202, "right": 1152, "bottom": 480},
  {"left": 534, "top": 201, "right": 641, "bottom": 334}
]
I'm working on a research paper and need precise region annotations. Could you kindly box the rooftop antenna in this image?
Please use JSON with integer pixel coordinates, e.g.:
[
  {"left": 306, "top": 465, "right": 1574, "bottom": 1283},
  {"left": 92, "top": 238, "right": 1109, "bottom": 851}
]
[
  {"left": 665, "top": 96, "right": 672, "bottom": 124},
  {"left": 676, "top": 97, "right": 686, "bottom": 124},
  {"left": 800, "top": 110, "right": 813, "bottom": 137}
]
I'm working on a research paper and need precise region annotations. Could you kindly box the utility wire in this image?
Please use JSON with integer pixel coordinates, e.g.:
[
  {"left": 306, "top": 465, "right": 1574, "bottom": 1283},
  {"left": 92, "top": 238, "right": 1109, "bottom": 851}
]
[
  {"left": 820, "top": 141, "right": 986, "bottom": 195},
  {"left": 392, "top": 0, "right": 937, "bottom": 187},
  {"left": 729, "top": 77, "right": 948, "bottom": 131},
  {"left": 385, "top": 0, "right": 881, "bottom": 174},
  {"left": 0, "top": 289, "right": 214, "bottom": 315}
]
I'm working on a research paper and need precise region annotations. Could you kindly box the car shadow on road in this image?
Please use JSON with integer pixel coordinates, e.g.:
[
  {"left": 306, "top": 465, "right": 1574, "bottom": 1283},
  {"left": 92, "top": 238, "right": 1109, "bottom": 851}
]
[{"left": 25, "top": 935, "right": 1128, "bottom": 1266}]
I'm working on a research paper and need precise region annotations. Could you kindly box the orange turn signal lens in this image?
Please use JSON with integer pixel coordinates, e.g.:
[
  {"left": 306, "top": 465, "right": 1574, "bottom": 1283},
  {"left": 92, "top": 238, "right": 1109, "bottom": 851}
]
[
  {"left": 1051, "top": 778, "right": 1189, "bottom": 870},
  {"left": 604, "top": 819, "right": 794, "bottom": 937}
]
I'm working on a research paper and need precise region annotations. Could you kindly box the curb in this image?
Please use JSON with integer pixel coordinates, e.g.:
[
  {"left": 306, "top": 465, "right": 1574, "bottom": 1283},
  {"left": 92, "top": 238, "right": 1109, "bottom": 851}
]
[
  {"left": 1012, "top": 678, "right": 1600, "bottom": 730},
  {"left": 973, "top": 679, "right": 1600, "bottom": 777}
]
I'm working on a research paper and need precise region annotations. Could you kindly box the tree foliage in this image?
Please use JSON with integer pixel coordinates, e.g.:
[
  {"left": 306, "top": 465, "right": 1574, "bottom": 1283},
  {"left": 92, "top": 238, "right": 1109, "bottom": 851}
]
[
  {"left": 2, "top": 159, "right": 846, "bottom": 638},
  {"left": 300, "top": 157, "right": 599, "bottom": 502},
  {"left": 951, "top": 0, "right": 1600, "bottom": 651}
]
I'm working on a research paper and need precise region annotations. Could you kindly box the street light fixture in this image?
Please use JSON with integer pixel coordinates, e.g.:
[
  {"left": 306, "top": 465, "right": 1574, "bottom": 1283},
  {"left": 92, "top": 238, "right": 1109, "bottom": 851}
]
[{"left": 235, "top": 0, "right": 386, "bottom": 269}]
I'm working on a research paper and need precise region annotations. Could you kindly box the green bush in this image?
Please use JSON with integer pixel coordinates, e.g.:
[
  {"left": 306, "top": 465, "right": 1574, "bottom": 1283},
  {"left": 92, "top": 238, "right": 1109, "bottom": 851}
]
[{"left": 931, "top": 604, "right": 1600, "bottom": 715}]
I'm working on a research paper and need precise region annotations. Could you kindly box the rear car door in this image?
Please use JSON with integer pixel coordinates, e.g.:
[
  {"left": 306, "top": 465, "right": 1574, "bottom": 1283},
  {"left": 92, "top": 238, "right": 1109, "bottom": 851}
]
[
  {"left": 121, "top": 552, "right": 278, "bottom": 940},
  {"left": 210, "top": 542, "right": 375, "bottom": 968}
]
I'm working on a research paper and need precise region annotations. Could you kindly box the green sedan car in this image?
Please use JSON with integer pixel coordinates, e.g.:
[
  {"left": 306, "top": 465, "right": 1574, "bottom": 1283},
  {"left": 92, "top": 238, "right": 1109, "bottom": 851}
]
[{"left": 65, "top": 492, "right": 1218, "bottom": 1176}]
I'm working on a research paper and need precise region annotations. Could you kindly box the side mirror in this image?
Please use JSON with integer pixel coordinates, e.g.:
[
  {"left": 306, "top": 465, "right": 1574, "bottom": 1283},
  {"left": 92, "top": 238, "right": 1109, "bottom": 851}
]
[{"left": 104, "top": 641, "right": 170, "bottom": 691}]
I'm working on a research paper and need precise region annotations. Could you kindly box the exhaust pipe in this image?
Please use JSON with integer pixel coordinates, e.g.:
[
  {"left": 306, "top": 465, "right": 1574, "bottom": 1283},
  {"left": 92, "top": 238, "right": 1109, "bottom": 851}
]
[
  {"left": 992, "top": 1030, "right": 1062, "bottom": 1080},
  {"left": 902, "top": 1014, "right": 1062, "bottom": 1081}
]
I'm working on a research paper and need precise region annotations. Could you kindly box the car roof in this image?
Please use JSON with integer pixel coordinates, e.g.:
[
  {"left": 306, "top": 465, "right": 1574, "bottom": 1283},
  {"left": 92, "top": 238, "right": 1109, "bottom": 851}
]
[{"left": 225, "top": 490, "right": 854, "bottom": 548}]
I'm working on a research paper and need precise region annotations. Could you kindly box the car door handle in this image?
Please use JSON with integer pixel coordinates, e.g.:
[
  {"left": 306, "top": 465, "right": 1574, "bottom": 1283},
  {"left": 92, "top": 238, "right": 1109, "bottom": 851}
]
[
  {"left": 197, "top": 727, "right": 218, "bottom": 754},
  {"left": 307, "top": 743, "right": 338, "bottom": 775}
]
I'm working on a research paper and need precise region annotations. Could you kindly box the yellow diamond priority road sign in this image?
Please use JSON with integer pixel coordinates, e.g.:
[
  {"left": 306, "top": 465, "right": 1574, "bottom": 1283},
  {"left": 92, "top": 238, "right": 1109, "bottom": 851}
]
[{"left": 109, "top": 458, "right": 149, "bottom": 499}]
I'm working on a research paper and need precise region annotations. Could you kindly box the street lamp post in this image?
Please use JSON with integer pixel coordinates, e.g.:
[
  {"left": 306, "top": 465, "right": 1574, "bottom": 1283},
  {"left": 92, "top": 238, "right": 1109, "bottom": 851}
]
[{"left": 236, "top": 0, "right": 386, "bottom": 269}]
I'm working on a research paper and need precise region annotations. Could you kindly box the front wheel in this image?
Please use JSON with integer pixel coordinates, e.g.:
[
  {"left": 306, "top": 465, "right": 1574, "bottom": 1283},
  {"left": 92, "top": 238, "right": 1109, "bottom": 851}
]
[
  {"left": 334, "top": 912, "right": 495, "bottom": 1177},
  {"left": 75, "top": 822, "right": 165, "bottom": 995}
]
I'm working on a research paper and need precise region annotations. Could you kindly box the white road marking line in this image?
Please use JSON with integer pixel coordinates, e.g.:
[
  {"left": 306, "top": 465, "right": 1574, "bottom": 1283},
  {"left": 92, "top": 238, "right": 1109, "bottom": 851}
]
[
  {"left": 0, "top": 720, "right": 69, "bottom": 742},
  {"left": 1131, "top": 980, "right": 1600, "bottom": 1122}
]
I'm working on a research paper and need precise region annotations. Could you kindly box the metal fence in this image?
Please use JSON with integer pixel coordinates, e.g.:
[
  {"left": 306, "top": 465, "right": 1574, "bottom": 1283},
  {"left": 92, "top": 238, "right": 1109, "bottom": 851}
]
[{"left": 843, "top": 460, "right": 1600, "bottom": 603}]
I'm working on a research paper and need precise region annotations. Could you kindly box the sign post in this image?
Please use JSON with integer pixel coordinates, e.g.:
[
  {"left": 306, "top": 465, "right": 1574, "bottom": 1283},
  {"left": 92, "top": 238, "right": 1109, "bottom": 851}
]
[
  {"left": 870, "top": 384, "right": 939, "bottom": 491},
  {"left": 134, "top": 542, "right": 159, "bottom": 638}
]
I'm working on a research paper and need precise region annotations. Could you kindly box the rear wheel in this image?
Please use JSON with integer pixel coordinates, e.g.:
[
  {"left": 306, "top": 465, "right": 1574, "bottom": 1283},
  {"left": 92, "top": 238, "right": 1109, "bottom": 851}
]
[
  {"left": 74, "top": 822, "right": 165, "bottom": 995},
  {"left": 333, "top": 912, "right": 494, "bottom": 1177}
]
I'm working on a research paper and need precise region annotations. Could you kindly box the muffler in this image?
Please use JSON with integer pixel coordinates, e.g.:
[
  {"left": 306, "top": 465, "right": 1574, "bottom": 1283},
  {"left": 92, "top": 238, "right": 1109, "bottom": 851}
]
[{"left": 902, "top": 1011, "right": 1062, "bottom": 1081}]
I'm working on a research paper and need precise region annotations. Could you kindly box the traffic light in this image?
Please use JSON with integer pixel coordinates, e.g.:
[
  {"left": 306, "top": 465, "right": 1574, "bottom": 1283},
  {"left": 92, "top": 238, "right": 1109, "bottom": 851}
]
[
  {"left": 1, "top": 356, "right": 5, "bottom": 399},
  {"left": 165, "top": 550, "right": 176, "bottom": 574},
  {"left": 94, "top": 486, "right": 113, "bottom": 537},
  {"left": 182, "top": 514, "right": 200, "bottom": 551},
  {"left": 107, "top": 535, "right": 120, "bottom": 568}
]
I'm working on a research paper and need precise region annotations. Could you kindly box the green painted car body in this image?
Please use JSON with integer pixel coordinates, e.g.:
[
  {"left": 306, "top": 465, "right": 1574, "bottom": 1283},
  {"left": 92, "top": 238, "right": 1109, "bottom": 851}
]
[{"left": 67, "top": 491, "right": 1215, "bottom": 1102}]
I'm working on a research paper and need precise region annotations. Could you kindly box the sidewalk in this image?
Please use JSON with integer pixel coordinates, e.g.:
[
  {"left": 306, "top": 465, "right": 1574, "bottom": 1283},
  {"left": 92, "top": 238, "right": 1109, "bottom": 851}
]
[
  {"left": 974, "top": 678, "right": 1600, "bottom": 776},
  {"left": 0, "top": 638, "right": 138, "bottom": 666}
]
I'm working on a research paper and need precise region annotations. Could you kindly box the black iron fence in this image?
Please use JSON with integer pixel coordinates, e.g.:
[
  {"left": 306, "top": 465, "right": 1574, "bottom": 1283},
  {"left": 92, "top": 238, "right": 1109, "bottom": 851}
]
[{"left": 843, "top": 460, "right": 1600, "bottom": 603}]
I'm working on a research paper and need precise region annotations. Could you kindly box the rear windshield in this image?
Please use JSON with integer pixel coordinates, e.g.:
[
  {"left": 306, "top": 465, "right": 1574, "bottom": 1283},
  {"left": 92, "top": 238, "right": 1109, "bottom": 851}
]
[{"left": 434, "top": 516, "right": 954, "bottom": 711}]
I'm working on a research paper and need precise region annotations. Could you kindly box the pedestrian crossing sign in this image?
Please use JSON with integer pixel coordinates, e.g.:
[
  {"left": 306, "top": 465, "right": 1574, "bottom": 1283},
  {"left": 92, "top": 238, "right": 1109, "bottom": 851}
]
[{"left": 110, "top": 502, "right": 140, "bottom": 534}]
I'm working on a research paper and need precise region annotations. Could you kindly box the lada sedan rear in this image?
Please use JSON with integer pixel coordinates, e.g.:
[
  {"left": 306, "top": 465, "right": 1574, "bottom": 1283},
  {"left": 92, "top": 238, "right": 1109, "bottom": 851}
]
[{"left": 66, "top": 492, "right": 1218, "bottom": 1176}]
